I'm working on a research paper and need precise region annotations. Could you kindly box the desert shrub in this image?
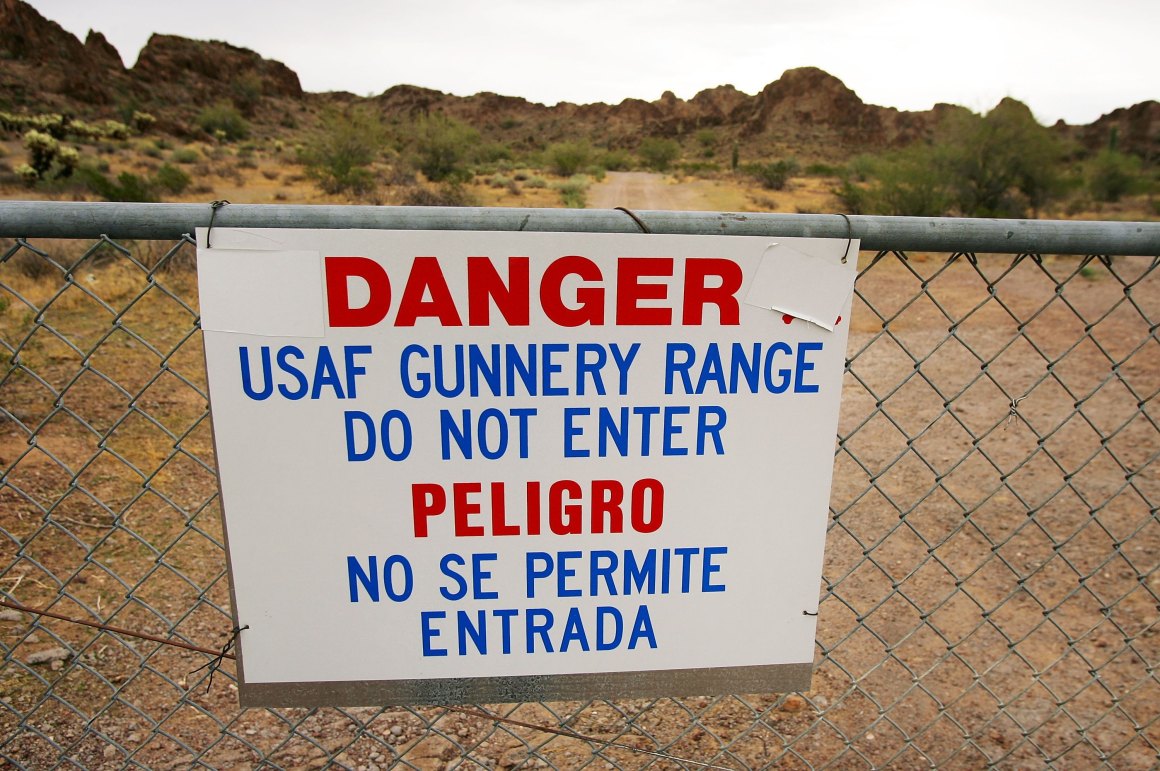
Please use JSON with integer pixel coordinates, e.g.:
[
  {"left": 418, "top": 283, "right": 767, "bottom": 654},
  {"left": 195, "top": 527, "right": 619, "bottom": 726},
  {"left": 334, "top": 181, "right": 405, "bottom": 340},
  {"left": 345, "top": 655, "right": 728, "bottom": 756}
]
[
  {"left": 172, "top": 147, "right": 199, "bottom": 164},
  {"left": 197, "top": 102, "right": 249, "bottom": 142},
  {"left": 154, "top": 163, "right": 191, "bottom": 195},
  {"left": 78, "top": 168, "right": 158, "bottom": 202},
  {"left": 695, "top": 128, "right": 716, "bottom": 157},
  {"left": 544, "top": 141, "right": 592, "bottom": 177},
  {"left": 840, "top": 102, "right": 1064, "bottom": 217},
  {"left": 805, "top": 162, "right": 839, "bottom": 176},
  {"left": 408, "top": 114, "right": 479, "bottom": 183},
  {"left": 745, "top": 159, "right": 799, "bottom": 190},
  {"left": 554, "top": 175, "right": 588, "bottom": 208},
  {"left": 232, "top": 73, "right": 264, "bottom": 117},
  {"left": 401, "top": 182, "right": 478, "bottom": 207},
  {"left": 299, "top": 107, "right": 385, "bottom": 195},
  {"left": 836, "top": 145, "right": 952, "bottom": 217},
  {"left": 525, "top": 175, "right": 547, "bottom": 189},
  {"left": 600, "top": 149, "right": 632, "bottom": 171},
  {"left": 474, "top": 142, "right": 513, "bottom": 164},
  {"left": 940, "top": 101, "right": 1063, "bottom": 217},
  {"left": 490, "top": 175, "right": 512, "bottom": 188},
  {"left": 678, "top": 160, "right": 720, "bottom": 177},
  {"left": 1087, "top": 148, "right": 1142, "bottom": 202},
  {"left": 638, "top": 137, "right": 680, "bottom": 171}
]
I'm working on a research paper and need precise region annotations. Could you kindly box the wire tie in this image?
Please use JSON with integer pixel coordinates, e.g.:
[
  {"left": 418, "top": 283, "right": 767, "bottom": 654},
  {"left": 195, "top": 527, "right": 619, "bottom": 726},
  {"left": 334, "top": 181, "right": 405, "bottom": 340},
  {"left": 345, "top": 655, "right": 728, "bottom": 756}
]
[
  {"left": 206, "top": 200, "right": 230, "bottom": 249},
  {"left": 191, "top": 623, "right": 248, "bottom": 694},
  {"left": 836, "top": 212, "right": 853, "bottom": 263},
  {"left": 1007, "top": 395, "right": 1027, "bottom": 427},
  {"left": 614, "top": 206, "right": 652, "bottom": 234}
]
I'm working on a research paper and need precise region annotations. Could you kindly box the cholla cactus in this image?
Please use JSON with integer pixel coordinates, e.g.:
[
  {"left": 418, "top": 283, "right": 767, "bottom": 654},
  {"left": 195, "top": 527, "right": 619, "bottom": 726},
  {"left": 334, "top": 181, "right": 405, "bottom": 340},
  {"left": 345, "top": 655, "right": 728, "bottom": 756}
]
[
  {"left": 101, "top": 120, "right": 131, "bottom": 140},
  {"left": 23, "top": 129, "right": 60, "bottom": 178},
  {"left": 15, "top": 163, "right": 38, "bottom": 185},
  {"left": 56, "top": 146, "right": 80, "bottom": 178},
  {"left": 131, "top": 111, "right": 156, "bottom": 132}
]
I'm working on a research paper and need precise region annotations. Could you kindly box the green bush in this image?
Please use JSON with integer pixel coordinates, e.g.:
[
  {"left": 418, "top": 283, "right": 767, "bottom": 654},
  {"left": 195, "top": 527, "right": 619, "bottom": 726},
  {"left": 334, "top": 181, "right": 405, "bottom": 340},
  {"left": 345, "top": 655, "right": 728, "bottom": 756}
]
[
  {"left": 78, "top": 167, "right": 158, "bottom": 202},
  {"left": 554, "top": 175, "right": 588, "bottom": 208},
  {"left": 154, "top": 163, "right": 191, "bottom": 195},
  {"left": 695, "top": 128, "right": 716, "bottom": 157},
  {"left": 678, "top": 160, "right": 720, "bottom": 177},
  {"left": 745, "top": 159, "right": 799, "bottom": 190},
  {"left": 805, "top": 162, "right": 839, "bottom": 176},
  {"left": 474, "top": 142, "right": 513, "bottom": 164},
  {"left": 401, "top": 182, "right": 478, "bottom": 207},
  {"left": 1087, "top": 149, "right": 1141, "bottom": 202},
  {"left": 408, "top": 114, "right": 479, "bottom": 183},
  {"left": 172, "top": 147, "right": 200, "bottom": 164},
  {"left": 836, "top": 146, "right": 952, "bottom": 217},
  {"left": 600, "top": 149, "right": 632, "bottom": 171},
  {"left": 232, "top": 73, "right": 264, "bottom": 117},
  {"left": 838, "top": 102, "right": 1064, "bottom": 218},
  {"left": 197, "top": 102, "right": 249, "bottom": 142},
  {"left": 638, "top": 137, "right": 680, "bottom": 171},
  {"left": 544, "top": 141, "right": 592, "bottom": 177},
  {"left": 940, "top": 101, "right": 1063, "bottom": 217},
  {"left": 299, "top": 108, "right": 385, "bottom": 195}
]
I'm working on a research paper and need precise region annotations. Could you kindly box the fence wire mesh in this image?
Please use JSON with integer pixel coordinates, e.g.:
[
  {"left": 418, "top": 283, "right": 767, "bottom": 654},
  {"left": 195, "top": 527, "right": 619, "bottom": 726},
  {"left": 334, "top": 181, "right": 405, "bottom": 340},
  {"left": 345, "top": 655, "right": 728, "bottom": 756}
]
[{"left": 0, "top": 230, "right": 1157, "bottom": 770}]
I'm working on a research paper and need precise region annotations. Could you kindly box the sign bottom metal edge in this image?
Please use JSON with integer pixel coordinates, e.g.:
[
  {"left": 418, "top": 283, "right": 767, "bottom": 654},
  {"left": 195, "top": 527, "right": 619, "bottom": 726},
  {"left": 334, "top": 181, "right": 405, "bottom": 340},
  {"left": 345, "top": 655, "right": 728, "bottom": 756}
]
[{"left": 239, "top": 662, "right": 815, "bottom": 707}]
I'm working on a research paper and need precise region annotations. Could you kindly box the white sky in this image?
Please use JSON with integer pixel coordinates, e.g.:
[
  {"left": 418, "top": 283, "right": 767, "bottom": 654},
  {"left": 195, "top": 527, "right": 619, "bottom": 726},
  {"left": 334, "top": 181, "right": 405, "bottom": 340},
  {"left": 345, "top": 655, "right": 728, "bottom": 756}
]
[{"left": 25, "top": 0, "right": 1159, "bottom": 126}]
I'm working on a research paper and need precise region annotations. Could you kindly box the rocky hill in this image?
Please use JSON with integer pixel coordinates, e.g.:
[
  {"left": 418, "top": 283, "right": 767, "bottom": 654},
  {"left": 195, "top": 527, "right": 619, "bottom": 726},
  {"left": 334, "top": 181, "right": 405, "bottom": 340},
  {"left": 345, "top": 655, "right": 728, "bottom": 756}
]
[{"left": 0, "top": 0, "right": 1154, "bottom": 160}]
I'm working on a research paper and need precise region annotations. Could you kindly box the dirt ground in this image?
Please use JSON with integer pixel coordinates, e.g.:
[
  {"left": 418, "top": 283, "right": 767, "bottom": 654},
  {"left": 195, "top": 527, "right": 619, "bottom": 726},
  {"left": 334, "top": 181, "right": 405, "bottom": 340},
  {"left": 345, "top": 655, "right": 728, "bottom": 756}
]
[{"left": 0, "top": 205, "right": 1157, "bottom": 768}]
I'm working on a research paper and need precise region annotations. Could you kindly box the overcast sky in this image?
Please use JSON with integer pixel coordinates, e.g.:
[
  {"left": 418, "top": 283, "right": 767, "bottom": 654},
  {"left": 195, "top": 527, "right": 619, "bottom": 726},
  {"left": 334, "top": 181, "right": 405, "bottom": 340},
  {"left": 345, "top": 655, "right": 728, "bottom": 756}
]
[{"left": 26, "top": 0, "right": 1158, "bottom": 126}]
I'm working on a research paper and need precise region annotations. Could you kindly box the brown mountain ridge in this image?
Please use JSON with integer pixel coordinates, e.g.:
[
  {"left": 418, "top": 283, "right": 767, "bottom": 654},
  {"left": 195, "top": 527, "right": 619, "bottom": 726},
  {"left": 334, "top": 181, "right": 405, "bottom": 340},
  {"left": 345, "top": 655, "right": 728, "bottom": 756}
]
[{"left": 0, "top": 0, "right": 1155, "bottom": 161}]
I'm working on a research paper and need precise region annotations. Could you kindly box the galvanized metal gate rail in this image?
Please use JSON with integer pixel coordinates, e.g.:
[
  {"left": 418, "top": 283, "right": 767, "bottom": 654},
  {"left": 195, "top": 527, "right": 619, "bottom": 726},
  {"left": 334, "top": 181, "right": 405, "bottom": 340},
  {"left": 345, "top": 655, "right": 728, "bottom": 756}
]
[{"left": 3, "top": 200, "right": 1159, "bottom": 254}]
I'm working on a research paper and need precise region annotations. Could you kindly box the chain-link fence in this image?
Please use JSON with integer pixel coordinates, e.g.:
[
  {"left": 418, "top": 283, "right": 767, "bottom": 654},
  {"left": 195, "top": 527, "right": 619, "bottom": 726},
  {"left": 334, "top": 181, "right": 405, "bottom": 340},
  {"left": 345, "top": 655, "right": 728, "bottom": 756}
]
[{"left": 1, "top": 206, "right": 1158, "bottom": 769}]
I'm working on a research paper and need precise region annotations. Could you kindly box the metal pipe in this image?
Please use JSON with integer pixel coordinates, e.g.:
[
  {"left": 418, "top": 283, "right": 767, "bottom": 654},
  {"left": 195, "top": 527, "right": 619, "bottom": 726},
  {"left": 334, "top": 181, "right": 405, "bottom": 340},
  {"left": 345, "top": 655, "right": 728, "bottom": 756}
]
[{"left": 2, "top": 201, "right": 1158, "bottom": 255}]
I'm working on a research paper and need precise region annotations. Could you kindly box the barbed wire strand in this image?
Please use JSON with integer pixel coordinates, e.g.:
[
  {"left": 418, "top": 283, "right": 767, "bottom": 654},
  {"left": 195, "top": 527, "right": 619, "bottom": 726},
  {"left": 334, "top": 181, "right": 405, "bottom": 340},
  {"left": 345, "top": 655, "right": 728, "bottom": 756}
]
[{"left": 0, "top": 597, "right": 235, "bottom": 660}]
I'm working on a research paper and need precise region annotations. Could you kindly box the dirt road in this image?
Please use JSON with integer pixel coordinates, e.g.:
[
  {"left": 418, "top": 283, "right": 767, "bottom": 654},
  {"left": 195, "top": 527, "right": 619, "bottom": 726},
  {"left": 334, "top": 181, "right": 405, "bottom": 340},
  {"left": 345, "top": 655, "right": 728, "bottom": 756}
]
[{"left": 588, "top": 171, "right": 724, "bottom": 211}]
